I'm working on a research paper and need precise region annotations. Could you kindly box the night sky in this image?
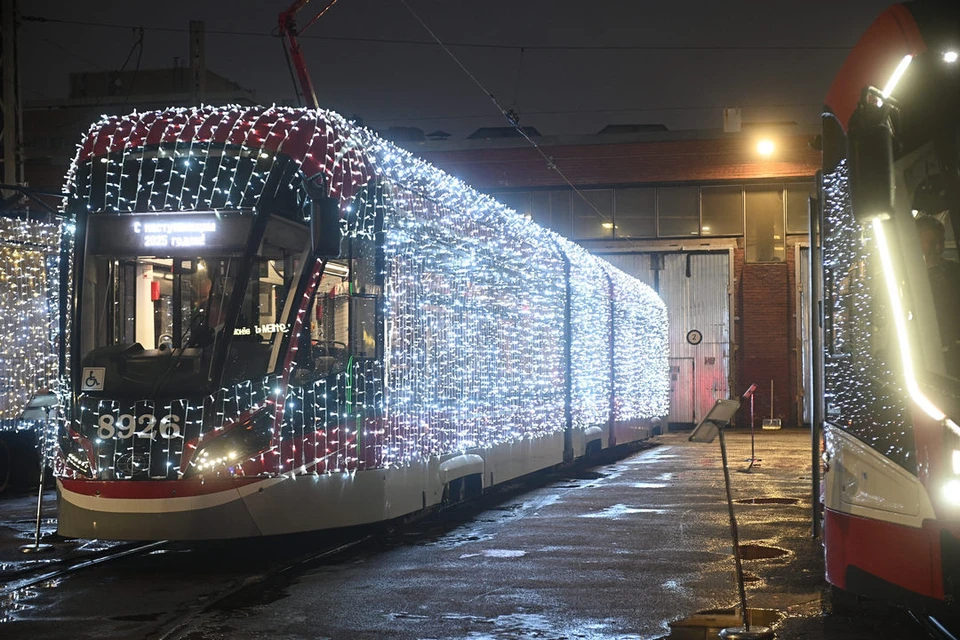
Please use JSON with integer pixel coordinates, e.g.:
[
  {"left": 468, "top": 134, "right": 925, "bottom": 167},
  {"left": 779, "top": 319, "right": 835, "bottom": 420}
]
[{"left": 20, "top": 0, "right": 897, "bottom": 139}]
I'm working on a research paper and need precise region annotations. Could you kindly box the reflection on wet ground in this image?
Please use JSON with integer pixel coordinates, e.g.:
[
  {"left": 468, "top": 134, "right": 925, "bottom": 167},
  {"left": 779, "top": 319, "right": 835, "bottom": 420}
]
[{"left": 0, "top": 431, "right": 937, "bottom": 639}]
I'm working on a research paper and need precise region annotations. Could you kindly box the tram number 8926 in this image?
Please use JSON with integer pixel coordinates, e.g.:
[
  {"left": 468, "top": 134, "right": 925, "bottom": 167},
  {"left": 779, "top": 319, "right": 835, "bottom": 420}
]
[{"left": 97, "top": 413, "right": 182, "bottom": 440}]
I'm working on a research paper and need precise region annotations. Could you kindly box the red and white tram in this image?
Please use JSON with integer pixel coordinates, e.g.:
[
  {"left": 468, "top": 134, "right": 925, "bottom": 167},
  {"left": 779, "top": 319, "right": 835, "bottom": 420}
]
[
  {"left": 818, "top": 1, "right": 960, "bottom": 608},
  {"left": 55, "top": 105, "right": 669, "bottom": 540}
]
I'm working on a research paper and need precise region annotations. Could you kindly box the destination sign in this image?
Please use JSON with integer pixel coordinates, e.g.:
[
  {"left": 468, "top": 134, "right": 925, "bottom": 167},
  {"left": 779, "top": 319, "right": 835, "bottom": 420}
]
[
  {"left": 134, "top": 219, "right": 218, "bottom": 249},
  {"left": 85, "top": 212, "right": 254, "bottom": 257}
]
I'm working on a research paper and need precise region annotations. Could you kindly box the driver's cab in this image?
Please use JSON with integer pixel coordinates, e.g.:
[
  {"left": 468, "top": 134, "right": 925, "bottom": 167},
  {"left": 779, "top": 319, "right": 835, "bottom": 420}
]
[{"left": 77, "top": 211, "right": 309, "bottom": 397}]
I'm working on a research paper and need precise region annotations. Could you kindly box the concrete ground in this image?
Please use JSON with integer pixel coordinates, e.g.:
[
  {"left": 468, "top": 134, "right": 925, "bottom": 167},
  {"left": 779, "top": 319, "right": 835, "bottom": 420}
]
[{"left": 0, "top": 429, "right": 932, "bottom": 639}]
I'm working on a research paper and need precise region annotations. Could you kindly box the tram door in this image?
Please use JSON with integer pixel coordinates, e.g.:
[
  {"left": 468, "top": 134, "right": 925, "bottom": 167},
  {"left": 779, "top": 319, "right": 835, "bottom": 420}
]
[{"left": 602, "top": 251, "right": 731, "bottom": 428}]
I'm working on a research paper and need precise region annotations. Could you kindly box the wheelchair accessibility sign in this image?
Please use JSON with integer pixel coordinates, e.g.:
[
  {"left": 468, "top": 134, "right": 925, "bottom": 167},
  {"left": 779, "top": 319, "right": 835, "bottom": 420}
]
[{"left": 81, "top": 367, "right": 105, "bottom": 391}]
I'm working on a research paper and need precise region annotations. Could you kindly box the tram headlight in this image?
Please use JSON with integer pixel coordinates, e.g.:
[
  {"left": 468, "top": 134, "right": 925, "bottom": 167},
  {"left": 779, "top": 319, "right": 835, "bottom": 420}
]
[
  {"left": 944, "top": 478, "right": 960, "bottom": 507},
  {"left": 184, "top": 408, "right": 274, "bottom": 478},
  {"left": 60, "top": 429, "right": 93, "bottom": 477}
]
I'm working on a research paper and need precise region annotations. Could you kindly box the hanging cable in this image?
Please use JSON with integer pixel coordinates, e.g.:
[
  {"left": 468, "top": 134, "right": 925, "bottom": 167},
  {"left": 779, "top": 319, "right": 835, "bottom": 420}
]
[
  {"left": 397, "top": 0, "right": 614, "bottom": 225},
  {"left": 121, "top": 27, "right": 145, "bottom": 105},
  {"left": 507, "top": 47, "right": 525, "bottom": 127}
]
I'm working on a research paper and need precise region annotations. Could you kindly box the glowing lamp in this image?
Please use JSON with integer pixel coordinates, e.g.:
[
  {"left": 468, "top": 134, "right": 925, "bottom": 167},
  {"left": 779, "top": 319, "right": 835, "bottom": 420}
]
[
  {"left": 944, "top": 479, "right": 960, "bottom": 506},
  {"left": 881, "top": 54, "right": 913, "bottom": 98},
  {"left": 756, "top": 139, "right": 775, "bottom": 157}
]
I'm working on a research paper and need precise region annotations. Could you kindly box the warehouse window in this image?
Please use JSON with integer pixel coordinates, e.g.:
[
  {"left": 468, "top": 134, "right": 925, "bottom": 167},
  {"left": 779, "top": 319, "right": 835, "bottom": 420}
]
[
  {"left": 572, "top": 189, "right": 614, "bottom": 239},
  {"left": 700, "top": 186, "right": 743, "bottom": 236},
  {"left": 786, "top": 183, "right": 816, "bottom": 235},
  {"left": 614, "top": 188, "right": 656, "bottom": 238},
  {"left": 658, "top": 187, "right": 699, "bottom": 236},
  {"left": 745, "top": 186, "right": 785, "bottom": 262}
]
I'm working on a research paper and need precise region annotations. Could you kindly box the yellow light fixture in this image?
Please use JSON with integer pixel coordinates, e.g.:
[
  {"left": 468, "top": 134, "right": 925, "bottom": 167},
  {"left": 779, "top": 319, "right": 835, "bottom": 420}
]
[
  {"left": 756, "top": 139, "right": 775, "bottom": 157},
  {"left": 882, "top": 54, "right": 913, "bottom": 98}
]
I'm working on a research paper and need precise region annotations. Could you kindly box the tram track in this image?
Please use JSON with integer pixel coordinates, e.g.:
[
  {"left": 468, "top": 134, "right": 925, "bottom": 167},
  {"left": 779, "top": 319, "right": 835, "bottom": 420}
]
[
  {"left": 910, "top": 612, "right": 960, "bottom": 640},
  {"left": 152, "top": 533, "right": 378, "bottom": 640},
  {"left": 1, "top": 527, "right": 382, "bottom": 639},
  {"left": 1, "top": 539, "right": 169, "bottom": 599}
]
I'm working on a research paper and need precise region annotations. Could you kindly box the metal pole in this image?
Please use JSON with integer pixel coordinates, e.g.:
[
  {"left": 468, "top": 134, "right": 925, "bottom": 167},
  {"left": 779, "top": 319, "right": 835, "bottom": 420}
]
[
  {"left": 770, "top": 379, "right": 774, "bottom": 422},
  {"left": 21, "top": 406, "right": 53, "bottom": 553},
  {"left": 741, "top": 384, "right": 759, "bottom": 469},
  {"left": 718, "top": 426, "right": 774, "bottom": 639},
  {"left": 810, "top": 189, "right": 823, "bottom": 540},
  {"left": 31, "top": 446, "right": 45, "bottom": 540},
  {"left": 718, "top": 427, "right": 750, "bottom": 630}
]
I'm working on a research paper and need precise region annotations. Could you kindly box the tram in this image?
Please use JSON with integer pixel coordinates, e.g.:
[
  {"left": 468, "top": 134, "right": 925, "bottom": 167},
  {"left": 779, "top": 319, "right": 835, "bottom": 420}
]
[
  {"left": 54, "top": 105, "right": 670, "bottom": 540},
  {"left": 818, "top": 1, "right": 960, "bottom": 609}
]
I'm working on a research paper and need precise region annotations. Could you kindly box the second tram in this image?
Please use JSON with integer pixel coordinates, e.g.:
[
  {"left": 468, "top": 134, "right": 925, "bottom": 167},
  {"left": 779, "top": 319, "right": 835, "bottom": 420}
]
[{"left": 818, "top": 0, "right": 960, "bottom": 609}]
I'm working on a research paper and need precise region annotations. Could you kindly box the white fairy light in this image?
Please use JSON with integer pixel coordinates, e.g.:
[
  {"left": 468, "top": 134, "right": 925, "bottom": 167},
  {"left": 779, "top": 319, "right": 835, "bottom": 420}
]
[{"left": 58, "top": 105, "right": 670, "bottom": 484}]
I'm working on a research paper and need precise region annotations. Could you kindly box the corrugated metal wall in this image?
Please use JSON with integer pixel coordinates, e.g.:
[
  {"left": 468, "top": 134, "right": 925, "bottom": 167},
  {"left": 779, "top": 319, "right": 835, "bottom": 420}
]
[
  {"left": 601, "top": 254, "right": 655, "bottom": 288},
  {"left": 660, "top": 253, "right": 730, "bottom": 425},
  {"left": 601, "top": 252, "right": 730, "bottom": 426}
]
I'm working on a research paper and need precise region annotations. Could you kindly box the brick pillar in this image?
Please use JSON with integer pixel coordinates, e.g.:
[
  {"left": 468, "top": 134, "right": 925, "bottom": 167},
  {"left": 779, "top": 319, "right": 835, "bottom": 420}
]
[{"left": 738, "top": 261, "right": 792, "bottom": 428}]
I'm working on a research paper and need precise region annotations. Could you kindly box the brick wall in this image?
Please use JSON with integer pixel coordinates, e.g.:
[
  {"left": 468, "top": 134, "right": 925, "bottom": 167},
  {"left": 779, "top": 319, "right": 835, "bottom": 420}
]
[
  {"left": 421, "top": 135, "right": 820, "bottom": 190},
  {"left": 735, "top": 245, "right": 800, "bottom": 428}
]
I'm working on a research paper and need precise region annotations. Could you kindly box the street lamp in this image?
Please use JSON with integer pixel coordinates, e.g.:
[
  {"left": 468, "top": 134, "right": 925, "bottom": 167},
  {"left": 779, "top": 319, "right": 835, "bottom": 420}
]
[{"left": 756, "top": 139, "right": 775, "bottom": 157}]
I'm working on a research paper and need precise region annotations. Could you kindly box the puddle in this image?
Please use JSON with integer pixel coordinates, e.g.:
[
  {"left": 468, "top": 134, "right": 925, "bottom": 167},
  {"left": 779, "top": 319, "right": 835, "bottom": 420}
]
[
  {"left": 738, "top": 544, "right": 789, "bottom": 560},
  {"left": 0, "top": 586, "right": 39, "bottom": 624},
  {"left": 111, "top": 612, "right": 163, "bottom": 622},
  {"left": 735, "top": 497, "right": 800, "bottom": 505},
  {"left": 390, "top": 612, "right": 430, "bottom": 621},
  {"left": 668, "top": 607, "right": 782, "bottom": 639},
  {"left": 460, "top": 549, "right": 526, "bottom": 559},
  {"left": 426, "top": 531, "right": 495, "bottom": 548},
  {"left": 581, "top": 504, "right": 667, "bottom": 519}
]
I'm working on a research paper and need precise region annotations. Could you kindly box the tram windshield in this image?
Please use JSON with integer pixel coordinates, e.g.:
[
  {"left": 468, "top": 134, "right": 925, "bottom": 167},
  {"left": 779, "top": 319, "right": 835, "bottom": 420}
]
[
  {"left": 894, "top": 130, "right": 960, "bottom": 378},
  {"left": 78, "top": 212, "right": 312, "bottom": 395}
]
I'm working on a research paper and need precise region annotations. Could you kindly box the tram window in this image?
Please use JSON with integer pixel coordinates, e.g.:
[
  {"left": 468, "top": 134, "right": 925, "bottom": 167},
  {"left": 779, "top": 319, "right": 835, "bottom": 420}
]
[
  {"left": 222, "top": 216, "right": 310, "bottom": 385},
  {"left": 79, "top": 256, "right": 238, "bottom": 358},
  {"left": 351, "top": 297, "right": 378, "bottom": 358},
  {"left": 289, "top": 264, "right": 350, "bottom": 385}
]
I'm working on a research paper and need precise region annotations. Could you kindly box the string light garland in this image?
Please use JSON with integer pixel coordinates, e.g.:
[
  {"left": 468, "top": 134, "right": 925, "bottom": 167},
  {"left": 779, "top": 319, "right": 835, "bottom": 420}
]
[
  {"left": 0, "top": 217, "right": 63, "bottom": 460},
  {"left": 822, "top": 160, "right": 911, "bottom": 471},
  {"left": 58, "top": 105, "right": 669, "bottom": 484}
]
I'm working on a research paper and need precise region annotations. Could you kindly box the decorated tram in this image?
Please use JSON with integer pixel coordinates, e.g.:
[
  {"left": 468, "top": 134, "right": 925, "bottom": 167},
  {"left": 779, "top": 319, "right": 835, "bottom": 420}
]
[
  {"left": 818, "top": 0, "right": 960, "bottom": 609},
  {"left": 54, "top": 105, "right": 670, "bottom": 540}
]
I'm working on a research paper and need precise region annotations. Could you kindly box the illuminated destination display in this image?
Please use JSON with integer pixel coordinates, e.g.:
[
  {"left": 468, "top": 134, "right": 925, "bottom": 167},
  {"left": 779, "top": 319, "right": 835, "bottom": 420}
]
[
  {"left": 86, "top": 212, "right": 254, "bottom": 257},
  {"left": 133, "top": 219, "right": 218, "bottom": 248}
]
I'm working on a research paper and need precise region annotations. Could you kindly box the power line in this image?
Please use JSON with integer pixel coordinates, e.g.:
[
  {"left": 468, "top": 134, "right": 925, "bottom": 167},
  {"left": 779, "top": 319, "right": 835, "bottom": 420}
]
[
  {"left": 397, "top": 0, "right": 616, "bottom": 226},
  {"left": 366, "top": 103, "right": 824, "bottom": 124},
  {"left": 20, "top": 15, "right": 854, "bottom": 52}
]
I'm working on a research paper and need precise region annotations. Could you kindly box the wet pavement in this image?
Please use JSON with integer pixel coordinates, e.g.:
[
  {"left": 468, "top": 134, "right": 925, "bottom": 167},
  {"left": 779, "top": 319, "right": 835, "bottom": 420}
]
[{"left": 0, "top": 430, "right": 932, "bottom": 639}]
